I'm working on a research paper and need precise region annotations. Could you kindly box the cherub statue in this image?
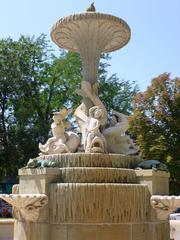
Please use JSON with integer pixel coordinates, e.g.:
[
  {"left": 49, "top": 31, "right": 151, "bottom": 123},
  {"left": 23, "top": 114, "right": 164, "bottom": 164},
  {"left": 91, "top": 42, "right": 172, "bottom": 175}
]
[
  {"left": 39, "top": 108, "right": 80, "bottom": 155},
  {"left": 75, "top": 80, "right": 107, "bottom": 145},
  {"left": 103, "top": 110, "right": 139, "bottom": 155},
  {"left": 85, "top": 106, "right": 107, "bottom": 153},
  {"left": 75, "top": 105, "right": 107, "bottom": 153}
]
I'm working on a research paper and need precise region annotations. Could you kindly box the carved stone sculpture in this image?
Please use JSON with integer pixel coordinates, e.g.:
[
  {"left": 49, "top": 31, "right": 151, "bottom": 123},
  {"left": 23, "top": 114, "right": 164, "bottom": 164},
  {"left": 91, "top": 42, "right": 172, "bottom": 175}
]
[
  {"left": 74, "top": 81, "right": 107, "bottom": 153},
  {"left": 51, "top": 13, "right": 130, "bottom": 89},
  {"left": 86, "top": 2, "right": 96, "bottom": 12},
  {"left": 26, "top": 158, "right": 57, "bottom": 168},
  {"left": 103, "top": 111, "right": 139, "bottom": 154},
  {"left": 75, "top": 81, "right": 107, "bottom": 143},
  {"left": 39, "top": 108, "right": 80, "bottom": 154},
  {"left": 151, "top": 195, "right": 180, "bottom": 220},
  {"left": 137, "top": 160, "right": 168, "bottom": 171},
  {"left": 0, "top": 194, "right": 48, "bottom": 222},
  {"left": 51, "top": 12, "right": 130, "bottom": 153},
  {"left": 49, "top": 12, "right": 136, "bottom": 156},
  {"left": 36, "top": 7, "right": 136, "bottom": 156},
  {"left": 75, "top": 104, "right": 107, "bottom": 153},
  {"left": 85, "top": 106, "right": 107, "bottom": 153}
]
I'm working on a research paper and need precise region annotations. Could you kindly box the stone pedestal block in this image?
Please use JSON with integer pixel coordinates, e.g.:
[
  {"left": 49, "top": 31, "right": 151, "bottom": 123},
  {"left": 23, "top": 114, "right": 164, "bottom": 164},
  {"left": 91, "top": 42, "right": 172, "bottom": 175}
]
[
  {"left": 50, "top": 222, "right": 169, "bottom": 240},
  {"left": 0, "top": 219, "right": 14, "bottom": 239},
  {"left": 135, "top": 169, "right": 170, "bottom": 195},
  {"left": 14, "top": 221, "right": 50, "bottom": 240},
  {"left": 13, "top": 168, "right": 60, "bottom": 240},
  {"left": 18, "top": 168, "right": 60, "bottom": 194}
]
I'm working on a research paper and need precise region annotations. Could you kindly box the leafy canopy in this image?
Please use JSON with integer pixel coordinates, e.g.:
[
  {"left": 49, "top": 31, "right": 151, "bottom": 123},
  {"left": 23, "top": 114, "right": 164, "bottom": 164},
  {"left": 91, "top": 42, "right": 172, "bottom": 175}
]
[{"left": 129, "top": 73, "right": 180, "bottom": 194}]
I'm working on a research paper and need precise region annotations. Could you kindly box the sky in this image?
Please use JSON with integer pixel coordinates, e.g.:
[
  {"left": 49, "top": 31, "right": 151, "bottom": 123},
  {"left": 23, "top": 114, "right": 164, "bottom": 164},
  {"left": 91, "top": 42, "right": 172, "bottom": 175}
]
[{"left": 0, "top": 0, "right": 180, "bottom": 90}]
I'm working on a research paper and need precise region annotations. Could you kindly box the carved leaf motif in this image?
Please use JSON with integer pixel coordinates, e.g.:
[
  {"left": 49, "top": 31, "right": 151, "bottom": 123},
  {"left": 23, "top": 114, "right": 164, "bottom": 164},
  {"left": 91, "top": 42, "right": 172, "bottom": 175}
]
[
  {"left": 0, "top": 194, "right": 48, "bottom": 222},
  {"left": 151, "top": 195, "right": 180, "bottom": 220}
]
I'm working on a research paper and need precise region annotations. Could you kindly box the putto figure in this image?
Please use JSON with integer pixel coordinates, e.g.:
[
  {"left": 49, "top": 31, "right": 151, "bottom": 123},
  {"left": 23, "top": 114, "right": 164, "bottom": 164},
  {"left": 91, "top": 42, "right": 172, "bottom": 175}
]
[
  {"left": 75, "top": 80, "right": 108, "bottom": 153},
  {"left": 39, "top": 108, "right": 80, "bottom": 154},
  {"left": 103, "top": 110, "right": 139, "bottom": 155},
  {"left": 84, "top": 106, "right": 107, "bottom": 153}
]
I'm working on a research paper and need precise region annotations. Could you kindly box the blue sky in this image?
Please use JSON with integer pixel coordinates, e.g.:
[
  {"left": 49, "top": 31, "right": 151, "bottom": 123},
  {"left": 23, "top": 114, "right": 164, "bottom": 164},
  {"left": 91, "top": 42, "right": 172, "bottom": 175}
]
[{"left": 0, "top": 0, "right": 180, "bottom": 90}]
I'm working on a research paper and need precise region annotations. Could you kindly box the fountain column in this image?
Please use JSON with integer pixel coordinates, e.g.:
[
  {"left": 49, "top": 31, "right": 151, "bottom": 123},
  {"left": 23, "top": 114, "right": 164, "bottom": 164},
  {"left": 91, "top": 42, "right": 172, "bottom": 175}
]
[{"left": 51, "top": 12, "right": 130, "bottom": 111}]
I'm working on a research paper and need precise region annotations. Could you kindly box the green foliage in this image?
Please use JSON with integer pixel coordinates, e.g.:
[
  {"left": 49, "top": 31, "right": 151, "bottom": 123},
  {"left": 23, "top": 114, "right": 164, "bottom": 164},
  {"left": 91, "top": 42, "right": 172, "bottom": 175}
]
[
  {"left": 129, "top": 73, "right": 180, "bottom": 194},
  {"left": 0, "top": 35, "right": 53, "bottom": 176},
  {"left": 0, "top": 35, "right": 138, "bottom": 179},
  {"left": 98, "top": 54, "right": 139, "bottom": 114}
]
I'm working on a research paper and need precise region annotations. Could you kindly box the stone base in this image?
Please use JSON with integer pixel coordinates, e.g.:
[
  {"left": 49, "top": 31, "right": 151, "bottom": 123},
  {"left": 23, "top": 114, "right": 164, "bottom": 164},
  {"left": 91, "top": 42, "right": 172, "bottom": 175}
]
[
  {"left": 50, "top": 183, "right": 151, "bottom": 223},
  {"left": 0, "top": 219, "right": 14, "bottom": 239},
  {"left": 14, "top": 221, "right": 50, "bottom": 240},
  {"left": 50, "top": 222, "right": 169, "bottom": 240},
  {"left": 135, "top": 169, "right": 170, "bottom": 195},
  {"left": 12, "top": 154, "right": 170, "bottom": 240},
  {"left": 13, "top": 221, "right": 169, "bottom": 240},
  {"left": 32, "top": 153, "right": 141, "bottom": 168}
]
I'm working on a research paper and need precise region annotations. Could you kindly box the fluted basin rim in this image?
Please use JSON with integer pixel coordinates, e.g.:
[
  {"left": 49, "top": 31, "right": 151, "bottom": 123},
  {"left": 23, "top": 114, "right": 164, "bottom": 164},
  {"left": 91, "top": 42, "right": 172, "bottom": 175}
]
[{"left": 51, "top": 12, "right": 131, "bottom": 52}]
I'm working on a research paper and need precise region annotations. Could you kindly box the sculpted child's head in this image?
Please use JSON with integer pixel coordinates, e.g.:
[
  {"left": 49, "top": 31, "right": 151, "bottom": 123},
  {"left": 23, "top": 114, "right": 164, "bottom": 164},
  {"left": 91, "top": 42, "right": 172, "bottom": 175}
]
[{"left": 89, "top": 106, "right": 103, "bottom": 119}]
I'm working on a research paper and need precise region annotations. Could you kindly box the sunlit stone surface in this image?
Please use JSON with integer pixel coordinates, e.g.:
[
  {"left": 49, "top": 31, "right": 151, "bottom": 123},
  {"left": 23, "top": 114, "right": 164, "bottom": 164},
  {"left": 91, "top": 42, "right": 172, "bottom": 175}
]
[{"left": 170, "top": 218, "right": 180, "bottom": 240}]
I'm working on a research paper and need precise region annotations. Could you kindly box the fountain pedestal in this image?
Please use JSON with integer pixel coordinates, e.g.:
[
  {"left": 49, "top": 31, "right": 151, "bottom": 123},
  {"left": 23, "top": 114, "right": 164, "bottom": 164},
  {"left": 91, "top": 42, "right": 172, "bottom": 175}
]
[
  {"left": 5, "top": 154, "right": 170, "bottom": 240},
  {"left": 135, "top": 169, "right": 170, "bottom": 195},
  {"left": 51, "top": 12, "right": 130, "bottom": 114}
]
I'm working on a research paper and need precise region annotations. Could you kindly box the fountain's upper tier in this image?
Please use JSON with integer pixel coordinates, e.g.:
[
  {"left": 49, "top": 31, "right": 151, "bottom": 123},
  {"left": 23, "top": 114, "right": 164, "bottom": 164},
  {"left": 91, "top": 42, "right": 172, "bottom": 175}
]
[{"left": 51, "top": 12, "right": 131, "bottom": 53}]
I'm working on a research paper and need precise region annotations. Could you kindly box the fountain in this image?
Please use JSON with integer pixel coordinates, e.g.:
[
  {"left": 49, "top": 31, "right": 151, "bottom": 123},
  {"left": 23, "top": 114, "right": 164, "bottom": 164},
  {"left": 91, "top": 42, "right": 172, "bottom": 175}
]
[{"left": 0, "top": 5, "right": 177, "bottom": 240}]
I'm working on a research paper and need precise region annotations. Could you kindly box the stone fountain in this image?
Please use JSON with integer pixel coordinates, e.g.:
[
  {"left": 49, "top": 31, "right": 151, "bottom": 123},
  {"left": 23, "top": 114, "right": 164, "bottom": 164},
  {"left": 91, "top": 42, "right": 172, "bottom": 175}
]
[{"left": 0, "top": 5, "right": 178, "bottom": 240}]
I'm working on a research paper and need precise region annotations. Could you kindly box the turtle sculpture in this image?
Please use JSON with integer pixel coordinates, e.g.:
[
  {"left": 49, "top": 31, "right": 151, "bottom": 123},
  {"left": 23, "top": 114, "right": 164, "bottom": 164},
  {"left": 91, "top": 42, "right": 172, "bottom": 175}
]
[
  {"left": 136, "top": 160, "right": 168, "bottom": 172},
  {"left": 26, "top": 158, "right": 57, "bottom": 168}
]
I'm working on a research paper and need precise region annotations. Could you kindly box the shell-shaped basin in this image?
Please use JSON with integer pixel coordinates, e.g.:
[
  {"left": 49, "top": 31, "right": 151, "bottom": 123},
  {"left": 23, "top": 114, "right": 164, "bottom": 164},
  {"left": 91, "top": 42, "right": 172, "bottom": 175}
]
[{"left": 51, "top": 12, "right": 131, "bottom": 53}]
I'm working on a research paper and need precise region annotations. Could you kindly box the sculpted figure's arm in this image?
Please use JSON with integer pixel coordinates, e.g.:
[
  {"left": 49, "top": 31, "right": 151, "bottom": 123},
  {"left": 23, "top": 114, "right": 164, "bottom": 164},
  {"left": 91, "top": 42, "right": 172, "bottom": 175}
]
[
  {"left": 39, "top": 107, "right": 80, "bottom": 154},
  {"left": 75, "top": 81, "right": 107, "bottom": 127},
  {"left": 74, "top": 106, "right": 88, "bottom": 123}
]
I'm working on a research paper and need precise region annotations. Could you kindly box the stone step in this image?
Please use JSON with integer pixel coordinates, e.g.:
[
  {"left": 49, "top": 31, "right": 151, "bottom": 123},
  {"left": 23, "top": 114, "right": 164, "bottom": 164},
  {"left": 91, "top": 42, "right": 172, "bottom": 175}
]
[
  {"left": 59, "top": 167, "right": 138, "bottom": 183},
  {"left": 36, "top": 153, "right": 141, "bottom": 169},
  {"left": 50, "top": 183, "right": 151, "bottom": 223}
]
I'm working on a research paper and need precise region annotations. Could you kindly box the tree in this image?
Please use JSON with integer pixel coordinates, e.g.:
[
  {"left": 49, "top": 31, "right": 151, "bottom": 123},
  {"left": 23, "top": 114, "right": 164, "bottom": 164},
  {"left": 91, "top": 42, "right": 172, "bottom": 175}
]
[
  {"left": 48, "top": 52, "right": 138, "bottom": 113},
  {"left": 129, "top": 73, "right": 180, "bottom": 194},
  {"left": 98, "top": 54, "right": 139, "bottom": 114},
  {"left": 0, "top": 35, "right": 54, "bottom": 177},
  {"left": 0, "top": 35, "right": 138, "bottom": 179}
]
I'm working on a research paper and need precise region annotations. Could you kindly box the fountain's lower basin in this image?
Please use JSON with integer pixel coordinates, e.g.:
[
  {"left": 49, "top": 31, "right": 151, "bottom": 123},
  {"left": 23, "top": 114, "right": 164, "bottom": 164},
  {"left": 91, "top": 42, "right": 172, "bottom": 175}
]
[{"left": 5, "top": 154, "right": 171, "bottom": 240}]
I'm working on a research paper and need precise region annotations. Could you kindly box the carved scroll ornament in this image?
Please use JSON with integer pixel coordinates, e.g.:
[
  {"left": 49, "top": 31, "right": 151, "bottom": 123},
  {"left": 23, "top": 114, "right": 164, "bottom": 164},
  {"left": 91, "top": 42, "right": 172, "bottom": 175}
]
[
  {"left": 0, "top": 194, "right": 48, "bottom": 222},
  {"left": 151, "top": 195, "right": 180, "bottom": 220}
]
